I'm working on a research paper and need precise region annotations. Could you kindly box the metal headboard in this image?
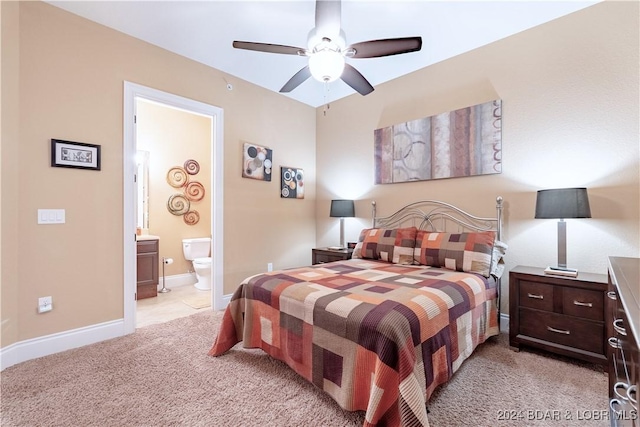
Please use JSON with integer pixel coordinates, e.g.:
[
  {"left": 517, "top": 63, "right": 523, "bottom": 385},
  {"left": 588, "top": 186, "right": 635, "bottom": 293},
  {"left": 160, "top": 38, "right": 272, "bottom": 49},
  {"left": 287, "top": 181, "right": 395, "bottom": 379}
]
[
  {"left": 371, "top": 196, "right": 504, "bottom": 326},
  {"left": 372, "top": 196, "right": 503, "bottom": 241}
]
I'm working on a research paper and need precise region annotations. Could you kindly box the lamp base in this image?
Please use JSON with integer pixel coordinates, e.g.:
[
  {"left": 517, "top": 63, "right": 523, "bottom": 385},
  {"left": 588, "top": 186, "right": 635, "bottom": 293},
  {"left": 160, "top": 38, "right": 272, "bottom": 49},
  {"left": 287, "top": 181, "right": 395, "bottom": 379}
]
[{"left": 544, "top": 266, "right": 578, "bottom": 277}]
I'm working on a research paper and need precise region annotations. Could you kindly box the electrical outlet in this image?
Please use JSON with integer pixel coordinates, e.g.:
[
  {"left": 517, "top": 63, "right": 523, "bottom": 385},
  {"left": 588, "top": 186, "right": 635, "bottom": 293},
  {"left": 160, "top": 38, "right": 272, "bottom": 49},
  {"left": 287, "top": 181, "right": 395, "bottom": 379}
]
[
  {"left": 38, "top": 296, "right": 53, "bottom": 313},
  {"left": 267, "top": 263, "right": 273, "bottom": 272}
]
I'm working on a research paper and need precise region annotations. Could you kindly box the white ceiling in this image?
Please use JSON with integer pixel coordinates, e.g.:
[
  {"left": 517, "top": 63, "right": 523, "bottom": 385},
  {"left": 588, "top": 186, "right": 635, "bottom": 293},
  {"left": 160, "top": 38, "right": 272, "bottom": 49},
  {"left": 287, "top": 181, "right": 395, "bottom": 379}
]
[{"left": 47, "top": 0, "right": 598, "bottom": 107}]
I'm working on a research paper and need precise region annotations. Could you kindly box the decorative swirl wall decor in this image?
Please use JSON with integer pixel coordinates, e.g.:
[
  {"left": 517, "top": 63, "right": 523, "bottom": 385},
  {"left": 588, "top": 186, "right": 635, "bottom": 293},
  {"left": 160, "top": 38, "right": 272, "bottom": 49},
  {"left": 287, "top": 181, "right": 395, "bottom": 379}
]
[
  {"left": 166, "top": 167, "right": 189, "bottom": 188},
  {"left": 184, "top": 159, "right": 200, "bottom": 175},
  {"left": 185, "top": 181, "right": 205, "bottom": 202},
  {"left": 183, "top": 210, "right": 200, "bottom": 225},
  {"left": 166, "top": 160, "right": 206, "bottom": 225},
  {"left": 167, "top": 194, "right": 190, "bottom": 215}
]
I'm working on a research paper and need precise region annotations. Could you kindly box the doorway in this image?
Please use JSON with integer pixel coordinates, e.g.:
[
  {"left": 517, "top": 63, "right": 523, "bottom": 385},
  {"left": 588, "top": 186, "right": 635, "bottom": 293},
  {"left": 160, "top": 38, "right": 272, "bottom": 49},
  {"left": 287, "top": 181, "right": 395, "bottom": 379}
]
[{"left": 123, "top": 82, "right": 224, "bottom": 334}]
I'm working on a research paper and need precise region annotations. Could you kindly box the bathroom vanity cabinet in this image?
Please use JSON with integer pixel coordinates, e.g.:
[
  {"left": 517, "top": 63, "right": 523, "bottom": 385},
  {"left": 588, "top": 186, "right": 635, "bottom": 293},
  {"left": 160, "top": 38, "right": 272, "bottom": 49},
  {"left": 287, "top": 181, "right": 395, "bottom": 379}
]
[{"left": 136, "top": 238, "right": 159, "bottom": 299}]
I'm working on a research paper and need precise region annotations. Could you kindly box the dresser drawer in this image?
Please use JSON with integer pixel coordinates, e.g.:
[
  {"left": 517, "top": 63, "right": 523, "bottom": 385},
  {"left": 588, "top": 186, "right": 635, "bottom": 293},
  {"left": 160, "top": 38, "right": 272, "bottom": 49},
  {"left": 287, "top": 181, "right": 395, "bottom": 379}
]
[
  {"left": 519, "top": 281, "right": 554, "bottom": 312},
  {"left": 520, "top": 308, "right": 604, "bottom": 354},
  {"left": 563, "top": 287, "right": 604, "bottom": 321}
]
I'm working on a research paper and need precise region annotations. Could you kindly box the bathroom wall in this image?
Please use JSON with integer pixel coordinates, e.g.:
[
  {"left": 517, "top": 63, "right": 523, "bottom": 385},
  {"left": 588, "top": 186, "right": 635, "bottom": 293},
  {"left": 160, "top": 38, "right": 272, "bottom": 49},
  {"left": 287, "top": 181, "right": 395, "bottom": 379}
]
[{"left": 136, "top": 99, "right": 212, "bottom": 277}]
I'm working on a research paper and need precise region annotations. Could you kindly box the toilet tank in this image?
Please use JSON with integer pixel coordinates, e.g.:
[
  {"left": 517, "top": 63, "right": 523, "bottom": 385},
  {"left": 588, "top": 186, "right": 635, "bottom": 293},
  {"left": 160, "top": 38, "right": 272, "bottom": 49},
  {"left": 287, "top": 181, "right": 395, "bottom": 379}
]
[{"left": 182, "top": 237, "right": 211, "bottom": 260}]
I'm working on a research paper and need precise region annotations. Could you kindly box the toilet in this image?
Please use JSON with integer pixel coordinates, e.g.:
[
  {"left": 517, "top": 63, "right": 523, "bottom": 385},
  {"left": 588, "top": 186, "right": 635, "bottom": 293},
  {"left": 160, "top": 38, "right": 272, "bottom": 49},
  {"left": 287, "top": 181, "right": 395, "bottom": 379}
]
[{"left": 182, "top": 237, "right": 212, "bottom": 291}]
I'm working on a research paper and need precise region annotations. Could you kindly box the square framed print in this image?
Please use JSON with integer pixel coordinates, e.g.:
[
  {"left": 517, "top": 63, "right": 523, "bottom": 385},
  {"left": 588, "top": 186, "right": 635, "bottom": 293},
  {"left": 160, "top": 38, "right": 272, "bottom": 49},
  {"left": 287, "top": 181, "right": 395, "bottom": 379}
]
[
  {"left": 280, "top": 166, "right": 304, "bottom": 199},
  {"left": 242, "top": 142, "right": 272, "bottom": 181},
  {"left": 51, "top": 139, "right": 101, "bottom": 171}
]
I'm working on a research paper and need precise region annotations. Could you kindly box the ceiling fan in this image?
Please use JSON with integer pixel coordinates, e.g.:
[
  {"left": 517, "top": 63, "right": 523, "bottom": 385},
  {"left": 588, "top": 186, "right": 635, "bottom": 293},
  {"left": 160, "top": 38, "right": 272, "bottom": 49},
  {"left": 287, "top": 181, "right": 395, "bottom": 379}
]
[{"left": 232, "top": 0, "right": 422, "bottom": 96}]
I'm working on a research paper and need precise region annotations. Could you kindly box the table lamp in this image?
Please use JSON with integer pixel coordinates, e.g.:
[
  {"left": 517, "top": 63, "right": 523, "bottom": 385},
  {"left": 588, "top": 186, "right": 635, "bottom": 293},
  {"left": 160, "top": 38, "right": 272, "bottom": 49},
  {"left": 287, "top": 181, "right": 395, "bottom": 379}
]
[
  {"left": 535, "top": 188, "right": 591, "bottom": 276},
  {"left": 330, "top": 199, "right": 355, "bottom": 249}
]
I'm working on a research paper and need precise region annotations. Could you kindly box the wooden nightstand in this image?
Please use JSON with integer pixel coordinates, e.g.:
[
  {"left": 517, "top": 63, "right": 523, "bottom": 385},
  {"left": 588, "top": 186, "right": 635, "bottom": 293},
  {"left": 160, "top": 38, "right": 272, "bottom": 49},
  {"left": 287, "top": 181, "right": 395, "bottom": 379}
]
[
  {"left": 509, "top": 265, "right": 609, "bottom": 365},
  {"left": 312, "top": 248, "right": 353, "bottom": 265}
]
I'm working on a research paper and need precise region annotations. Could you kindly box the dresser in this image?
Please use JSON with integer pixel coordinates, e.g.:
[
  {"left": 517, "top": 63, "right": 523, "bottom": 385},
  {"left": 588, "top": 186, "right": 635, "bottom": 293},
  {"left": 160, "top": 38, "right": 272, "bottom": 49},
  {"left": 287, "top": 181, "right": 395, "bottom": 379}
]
[
  {"left": 136, "top": 238, "right": 159, "bottom": 299},
  {"left": 312, "top": 247, "right": 353, "bottom": 265},
  {"left": 607, "top": 257, "right": 639, "bottom": 426},
  {"left": 509, "top": 265, "right": 608, "bottom": 365}
]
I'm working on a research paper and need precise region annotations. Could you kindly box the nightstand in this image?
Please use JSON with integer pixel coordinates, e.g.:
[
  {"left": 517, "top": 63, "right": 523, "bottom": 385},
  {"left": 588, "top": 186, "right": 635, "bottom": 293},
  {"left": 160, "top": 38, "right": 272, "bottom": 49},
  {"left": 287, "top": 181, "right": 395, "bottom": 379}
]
[
  {"left": 312, "top": 247, "right": 353, "bottom": 265},
  {"left": 509, "top": 265, "right": 608, "bottom": 365}
]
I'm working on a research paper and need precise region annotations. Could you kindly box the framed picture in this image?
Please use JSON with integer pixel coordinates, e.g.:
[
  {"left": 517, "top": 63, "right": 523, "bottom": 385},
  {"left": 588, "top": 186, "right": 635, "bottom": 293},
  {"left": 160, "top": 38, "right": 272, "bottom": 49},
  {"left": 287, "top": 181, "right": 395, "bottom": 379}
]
[
  {"left": 280, "top": 166, "right": 304, "bottom": 199},
  {"left": 374, "top": 99, "right": 502, "bottom": 184},
  {"left": 242, "top": 142, "right": 272, "bottom": 181},
  {"left": 51, "top": 139, "right": 101, "bottom": 171}
]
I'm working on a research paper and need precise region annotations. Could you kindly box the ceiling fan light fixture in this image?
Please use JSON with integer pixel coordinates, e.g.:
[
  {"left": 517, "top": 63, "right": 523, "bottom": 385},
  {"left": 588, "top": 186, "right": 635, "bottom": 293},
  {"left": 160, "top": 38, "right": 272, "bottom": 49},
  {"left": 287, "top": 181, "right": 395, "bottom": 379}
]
[{"left": 309, "top": 49, "right": 345, "bottom": 83}]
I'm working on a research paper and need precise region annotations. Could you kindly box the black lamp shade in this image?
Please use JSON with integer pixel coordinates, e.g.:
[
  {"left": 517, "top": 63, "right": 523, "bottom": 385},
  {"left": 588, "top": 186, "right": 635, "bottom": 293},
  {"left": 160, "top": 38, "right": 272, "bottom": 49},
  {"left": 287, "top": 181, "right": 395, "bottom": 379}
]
[
  {"left": 535, "top": 188, "right": 591, "bottom": 219},
  {"left": 330, "top": 199, "right": 355, "bottom": 218}
]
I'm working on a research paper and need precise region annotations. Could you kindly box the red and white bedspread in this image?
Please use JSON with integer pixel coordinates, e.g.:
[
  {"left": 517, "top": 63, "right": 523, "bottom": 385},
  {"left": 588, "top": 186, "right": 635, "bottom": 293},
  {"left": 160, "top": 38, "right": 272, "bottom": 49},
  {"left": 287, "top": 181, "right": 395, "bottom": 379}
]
[{"left": 210, "top": 258, "right": 499, "bottom": 427}]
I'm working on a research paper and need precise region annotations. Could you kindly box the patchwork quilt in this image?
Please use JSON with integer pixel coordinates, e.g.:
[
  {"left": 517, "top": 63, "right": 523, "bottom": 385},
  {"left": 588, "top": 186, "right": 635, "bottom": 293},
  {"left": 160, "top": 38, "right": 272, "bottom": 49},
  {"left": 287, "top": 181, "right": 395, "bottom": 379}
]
[{"left": 210, "top": 259, "right": 499, "bottom": 427}]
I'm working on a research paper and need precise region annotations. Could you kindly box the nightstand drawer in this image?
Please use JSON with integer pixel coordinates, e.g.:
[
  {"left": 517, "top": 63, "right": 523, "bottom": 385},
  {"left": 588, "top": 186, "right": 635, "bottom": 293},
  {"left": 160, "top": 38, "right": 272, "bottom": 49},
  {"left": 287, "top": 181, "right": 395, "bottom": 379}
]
[
  {"left": 520, "top": 308, "right": 604, "bottom": 354},
  {"left": 562, "top": 287, "right": 604, "bottom": 321},
  {"left": 510, "top": 266, "right": 608, "bottom": 365},
  {"left": 314, "top": 253, "right": 343, "bottom": 264},
  {"left": 312, "top": 248, "right": 353, "bottom": 265},
  {"left": 519, "top": 281, "right": 554, "bottom": 312}
]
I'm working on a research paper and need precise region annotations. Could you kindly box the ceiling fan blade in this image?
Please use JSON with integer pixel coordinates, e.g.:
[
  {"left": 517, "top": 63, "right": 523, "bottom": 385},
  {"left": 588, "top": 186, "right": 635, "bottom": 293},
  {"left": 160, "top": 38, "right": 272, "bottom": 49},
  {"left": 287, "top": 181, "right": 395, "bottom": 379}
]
[
  {"left": 341, "top": 64, "right": 374, "bottom": 96},
  {"left": 315, "top": 0, "right": 342, "bottom": 37},
  {"left": 349, "top": 37, "right": 422, "bottom": 59},
  {"left": 233, "top": 41, "right": 304, "bottom": 56},
  {"left": 280, "top": 66, "right": 312, "bottom": 93}
]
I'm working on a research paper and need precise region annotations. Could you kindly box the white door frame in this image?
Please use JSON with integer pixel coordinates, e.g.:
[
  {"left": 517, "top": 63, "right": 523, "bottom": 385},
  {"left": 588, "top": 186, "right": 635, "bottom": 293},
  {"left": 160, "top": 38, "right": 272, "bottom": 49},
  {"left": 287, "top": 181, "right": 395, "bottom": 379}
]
[{"left": 123, "top": 82, "right": 225, "bottom": 334}]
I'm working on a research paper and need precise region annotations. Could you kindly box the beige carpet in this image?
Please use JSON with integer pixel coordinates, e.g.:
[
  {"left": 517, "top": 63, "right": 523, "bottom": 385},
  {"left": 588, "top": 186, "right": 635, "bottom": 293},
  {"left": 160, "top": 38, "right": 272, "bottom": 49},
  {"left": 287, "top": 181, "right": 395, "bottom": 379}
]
[
  {"left": 1, "top": 310, "right": 608, "bottom": 427},
  {"left": 182, "top": 292, "right": 211, "bottom": 309}
]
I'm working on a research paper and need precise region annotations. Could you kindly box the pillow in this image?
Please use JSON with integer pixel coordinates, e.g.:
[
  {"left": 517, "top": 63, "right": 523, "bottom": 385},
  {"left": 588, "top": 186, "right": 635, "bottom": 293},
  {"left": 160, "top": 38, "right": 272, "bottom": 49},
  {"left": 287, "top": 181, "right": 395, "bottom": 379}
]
[
  {"left": 352, "top": 227, "right": 417, "bottom": 264},
  {"left": 414, "top": 230, "right": 496, "bottom": 277}
]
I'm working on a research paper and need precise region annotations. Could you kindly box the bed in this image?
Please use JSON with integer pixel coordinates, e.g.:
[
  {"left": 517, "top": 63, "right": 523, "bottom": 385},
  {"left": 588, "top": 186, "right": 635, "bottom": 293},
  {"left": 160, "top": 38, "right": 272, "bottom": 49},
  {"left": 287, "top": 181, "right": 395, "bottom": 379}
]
[{"left": 210, "top": 197, "right": 506, "bottom": 427}]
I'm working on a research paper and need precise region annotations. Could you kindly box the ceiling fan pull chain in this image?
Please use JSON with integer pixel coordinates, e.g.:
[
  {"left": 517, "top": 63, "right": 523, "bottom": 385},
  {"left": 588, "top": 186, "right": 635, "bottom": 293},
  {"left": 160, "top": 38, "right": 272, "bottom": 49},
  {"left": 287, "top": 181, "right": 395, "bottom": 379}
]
[{"left": 323, "top": 80, "right": 330, "bottom": 116}]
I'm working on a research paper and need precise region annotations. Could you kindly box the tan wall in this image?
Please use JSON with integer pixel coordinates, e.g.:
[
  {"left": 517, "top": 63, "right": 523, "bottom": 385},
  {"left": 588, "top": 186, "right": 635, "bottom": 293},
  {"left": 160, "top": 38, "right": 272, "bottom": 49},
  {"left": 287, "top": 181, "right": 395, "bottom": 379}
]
[
  {"left": 0, "top": 1, "right": 316, "bottom": 345},
  {"left": 1, "top": 1, "right": 21, "bottom": 348},
  {"left": 137, "top": 100, "right": 212, "bottom": 277},
  {"left": 316, "top": 1, "right": 640, "bottom": 314}
]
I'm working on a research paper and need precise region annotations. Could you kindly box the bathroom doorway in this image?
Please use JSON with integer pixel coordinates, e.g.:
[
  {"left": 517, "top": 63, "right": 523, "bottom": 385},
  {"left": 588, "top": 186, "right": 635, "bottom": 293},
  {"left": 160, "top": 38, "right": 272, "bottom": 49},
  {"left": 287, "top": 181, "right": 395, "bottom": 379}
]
[{"left": 123, "top": 82, "right": 224, "bottom": 334}]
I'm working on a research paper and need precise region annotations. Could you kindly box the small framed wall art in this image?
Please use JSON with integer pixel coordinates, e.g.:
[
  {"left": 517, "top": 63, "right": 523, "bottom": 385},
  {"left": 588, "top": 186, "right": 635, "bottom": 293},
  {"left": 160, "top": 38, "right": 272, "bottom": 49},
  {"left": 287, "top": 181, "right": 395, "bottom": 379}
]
[
  {"left": 242, "top": 142, "right": 273, "bottom": 181},
  {"left": 280, "top": 166, "right": 304, "bottom": 199},
  {"left": 51, "top": 139, "right": 101, "bottom": 171}
]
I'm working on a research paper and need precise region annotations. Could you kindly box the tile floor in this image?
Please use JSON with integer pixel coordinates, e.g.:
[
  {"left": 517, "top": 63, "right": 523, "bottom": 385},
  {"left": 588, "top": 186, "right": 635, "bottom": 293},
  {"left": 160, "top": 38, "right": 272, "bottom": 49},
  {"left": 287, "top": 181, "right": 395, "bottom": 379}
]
[{"left": 136, "top": 284, "right": 211, "bottom": 328}]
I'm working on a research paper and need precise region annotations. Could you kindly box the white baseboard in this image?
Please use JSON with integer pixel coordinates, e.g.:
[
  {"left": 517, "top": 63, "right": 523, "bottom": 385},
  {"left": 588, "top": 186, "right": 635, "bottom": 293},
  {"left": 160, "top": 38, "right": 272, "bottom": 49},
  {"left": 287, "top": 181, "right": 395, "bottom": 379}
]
[
  {"left": 0, "top": 319, "right": 125, "bottom": 371},
  {"left": 222, "top": 293, "right": 232, "bottom": 307},
  {"left": 158, "top": 272, "right": 196, "bottom": 289},
  {"left": 500, "top": 312, "right": 509, "bottom": 334},
  {"left": 1, "top": 285, "right": 230, "bottom": 371}
]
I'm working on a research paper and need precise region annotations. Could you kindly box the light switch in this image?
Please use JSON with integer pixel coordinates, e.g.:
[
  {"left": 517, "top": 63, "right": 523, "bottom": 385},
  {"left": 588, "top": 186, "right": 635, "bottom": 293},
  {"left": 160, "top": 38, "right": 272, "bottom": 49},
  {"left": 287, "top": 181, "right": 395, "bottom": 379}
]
[{"left": 38, "top": 209, "right": 65, "bottom": 224}]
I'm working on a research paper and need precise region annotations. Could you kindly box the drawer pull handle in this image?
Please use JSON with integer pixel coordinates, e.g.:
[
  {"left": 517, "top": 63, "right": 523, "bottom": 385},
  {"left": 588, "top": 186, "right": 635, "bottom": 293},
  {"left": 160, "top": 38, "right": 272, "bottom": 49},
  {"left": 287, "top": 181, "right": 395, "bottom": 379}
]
[
  {"left": 546, "top": 326, "right": 570, "bottom": 335},
  {"left": 608, "top": 336, "right": 622, "bottom": 349},
  {"left": 527, "top": 293, "right": 544, "bottom": 300},
  {"left": 606, "top": 291, "right": 617, "bottom": 301},
  {"left": 613, "top": 318, "right": 627, "bottom": 336},
  {"left": 572, "top": 300, "right": 593, "bottom": 308},
  {"left": 628, "top": 385, "right": 637, "bottom": 406},
  {"left": 614, "top": 382, "right": 630, "bottom": 401}
]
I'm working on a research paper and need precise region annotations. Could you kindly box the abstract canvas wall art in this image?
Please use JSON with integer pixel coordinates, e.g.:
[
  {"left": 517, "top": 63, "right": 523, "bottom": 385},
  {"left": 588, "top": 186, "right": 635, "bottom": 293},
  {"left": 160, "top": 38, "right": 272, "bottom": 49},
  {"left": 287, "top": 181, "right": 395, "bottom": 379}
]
[
  {"left": 280, "top": 167, "right": 304, "bottom": 199},
  {"left": 165, "top": 159, "right": 204, "bottom": 225},
  {"left": 374, "top": 99, "right": 502, "bottom": 184},
  {"left": 242, "top": 142, "right": 273, "bottom": 181}
]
